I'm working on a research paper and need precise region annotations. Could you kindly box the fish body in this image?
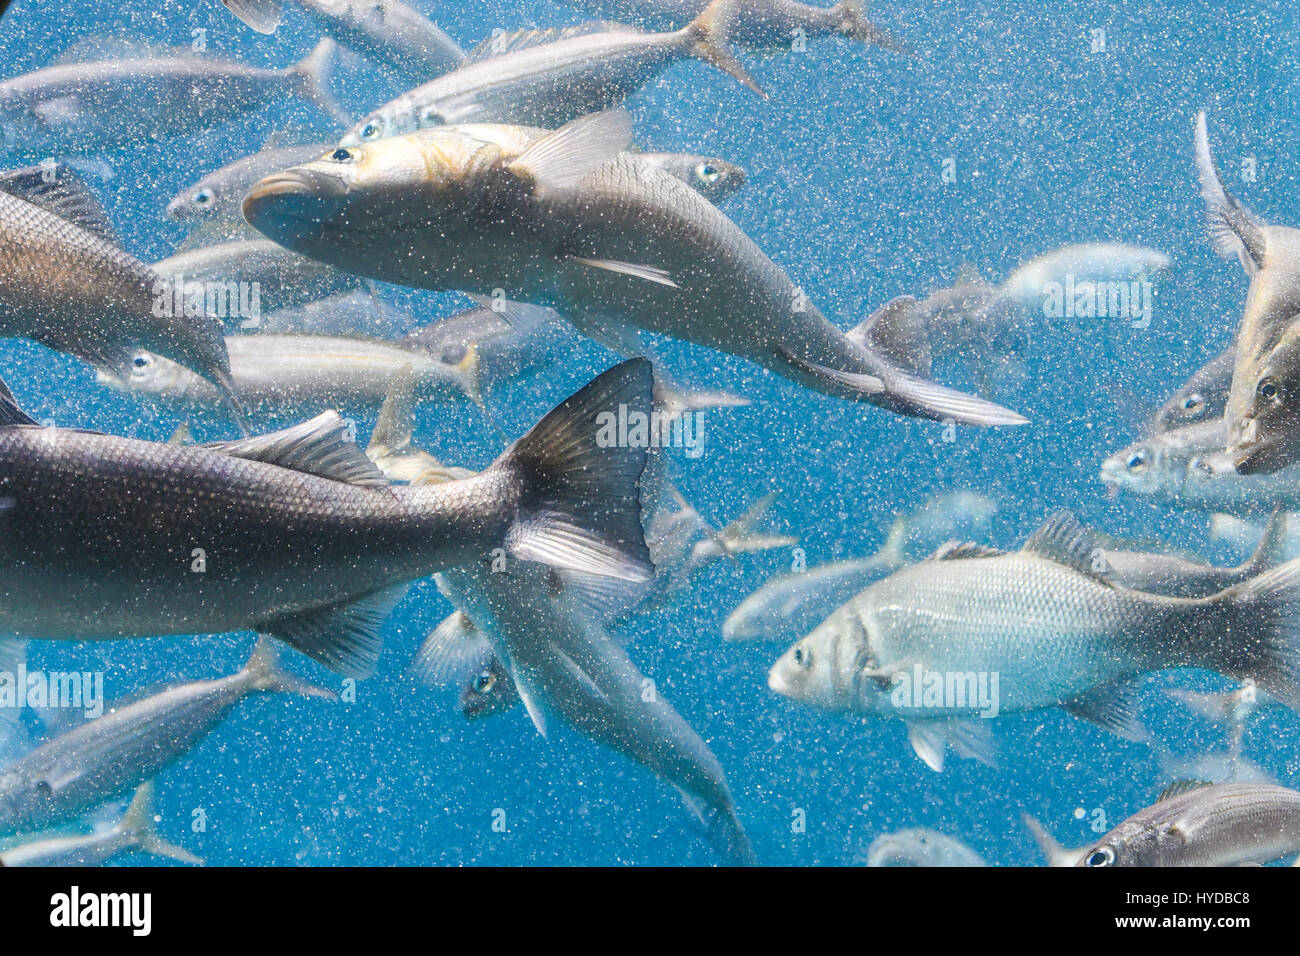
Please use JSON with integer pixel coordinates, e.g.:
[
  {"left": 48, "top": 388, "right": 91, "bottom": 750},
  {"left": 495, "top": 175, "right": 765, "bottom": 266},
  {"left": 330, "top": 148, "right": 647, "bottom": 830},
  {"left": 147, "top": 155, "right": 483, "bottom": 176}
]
[
  {"left": 244, "top": 115, "right": 1025, "bottom": 425},
  {"left": 863, "top": 827, "right": 986, "bottom": 867},
  {"left": 1078, "top": 782, "right": 1300, "bottom": 866},
  {"left": 0, "top": 360, "right": 654, "bottom": 678},
  {"left": 289, "top": 0, "right": 464, "bottom": 83}
]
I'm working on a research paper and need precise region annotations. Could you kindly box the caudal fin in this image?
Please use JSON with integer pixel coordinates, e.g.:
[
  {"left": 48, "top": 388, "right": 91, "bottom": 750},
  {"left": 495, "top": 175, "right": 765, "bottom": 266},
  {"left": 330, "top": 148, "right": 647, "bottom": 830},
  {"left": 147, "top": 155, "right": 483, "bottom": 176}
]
[
  {"left": 492, "top": 359, "right": 655, "bottom": 583},
  {"left": 222, "top": 0, "right": 282, "bottom": 33},
  {"left": 1207, "top": 559, "right": 1300, "bottom": 710},
  {"left": 684, "top": 0, "right": 767, "bottom": 98},
  {"left": 1193, "top": 112, "right": 1266, "bottom": 275},
  {"left": 118, "top": 782, "right": 204, "bottom": 865},
  {"left": 290, "top": 39, "right": 349, "bottom": 125},
  {"left": 241, "top": 636, "right": 337, "bottom": 699}
]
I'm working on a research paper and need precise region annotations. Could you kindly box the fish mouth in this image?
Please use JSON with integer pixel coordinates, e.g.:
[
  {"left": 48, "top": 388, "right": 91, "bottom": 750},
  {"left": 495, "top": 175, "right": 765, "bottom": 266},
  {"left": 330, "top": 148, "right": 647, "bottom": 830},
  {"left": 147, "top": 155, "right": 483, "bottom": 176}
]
[
  {"left": 1232, "top": 431, "right": 1286, "bottom": 475},
  {"left": 242, "top": 168, "right": 352, "bottom": 236},
  {"left": 767, "top": 668, "right": 790, "bottom": 696}
]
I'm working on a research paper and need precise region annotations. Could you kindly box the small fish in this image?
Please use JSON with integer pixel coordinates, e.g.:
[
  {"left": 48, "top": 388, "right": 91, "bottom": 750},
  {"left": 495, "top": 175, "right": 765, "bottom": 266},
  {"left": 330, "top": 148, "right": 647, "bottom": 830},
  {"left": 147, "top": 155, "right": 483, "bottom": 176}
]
[
  {"left": 557, "top": 0, "right": 901, "bottom": 50},
  {"left": 0, "top": 639, "right": 329, "bottom": 836},
  {"left": 862, "top": 827, "right": 986, "bottom": 867},
  {"left": 339, "top": 0, "right": 762, "bottom": 145},
  {"left": 0, "top": 40, "right": 342, "bottom": 154},
  {"left": 166, "top": 143, "right": 333, "bottom": 229},
  {"left": 1077, "top": 781, "right": 1300, "bottom": 866},
  {"left": 1194, "top": 112, "right": 1300, "bottom": 474},
  {"left": 0, "top": 781, "right": 201, "bottom": 867},
  {"left": 638, "top": 152, "right": 747, "bottom": 204},
  {"left": 285, "top": 0, "right": 463, "bottom": 84},
  {"left": 1150, "top": 345, "right": 1235, "bottom": 434},
  {"left": 245, "top": 112, "right": 1026, "bottom": 425},
  {"left": 1101, "top": 420, "right": 1300, "bottom": 517},
  {"left": 97, "top": 333, "right": 482, "bottom": 415},
  {"left": 0, "top": 163, "right": 241, "bottom": 421},
  {"left": 0, "top": 360, "right": 655, "bottom": 678},
  {"left": 723, "top": 491, "right": 998, "bottom": 642},
  {"left": 769, "top": 510, "right": 1300, "bottom": 772},
  {"left": 997, "top": 242, "right": 1171, "bottom": 314}
]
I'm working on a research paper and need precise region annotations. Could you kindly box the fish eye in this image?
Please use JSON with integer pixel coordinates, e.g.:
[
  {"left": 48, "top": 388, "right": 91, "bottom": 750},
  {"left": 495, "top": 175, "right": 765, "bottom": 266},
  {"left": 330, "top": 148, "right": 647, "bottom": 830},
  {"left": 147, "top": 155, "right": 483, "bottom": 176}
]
[
  {"left": 131, "top": 353, "right": 152, "bottom": 373},
  {"left": 360, "top": 122, "right": 382, "bottom": 141},
  {"left": 34, "top": 779, "right": 52, "bottom": 796},
  {"left": 330, "top": 148, "right": 355, "bottom": 163},
  {"left": 793, "top": 645, "right": 814, "bottom": 669},
  {"left": 473, "top": 672, "right": 496, "bottom": 693},
  {"left": 1126, "top": 450, "right": 1147, "bottom": 471},
  {"left": 1084, "top": 846, "right": 1116, "bottom": 867},
  {"left": 695, "top": 162, "right": 721, "bottom": 183},
  {"left": 193, "top": 187, "right": 214, "bottom": 207},
  {"left": 1258, "top": 377, "right": 1282, "bottom": 403},
  {"left": 1181, "top": 393, "right": 1204, "bottom": 412}
]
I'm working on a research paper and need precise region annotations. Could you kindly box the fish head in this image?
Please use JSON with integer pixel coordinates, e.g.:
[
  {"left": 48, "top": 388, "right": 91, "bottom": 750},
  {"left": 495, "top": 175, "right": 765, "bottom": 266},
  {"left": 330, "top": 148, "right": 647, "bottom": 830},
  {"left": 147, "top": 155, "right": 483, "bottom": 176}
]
[
  {"left": 166, "top": 181, "right": 222, "bottom": 223},
  {"left": 340, "top": 99, "right": 441, "bottom": 149},
  {"left": 95, "top": 349, "right": 202, "bottom": 401},
  {"left": 1100, "top": 436, "right": 1175, "bottom": 500},
  {"left": 0, "top": 768, "right": 56, "bottom": 828},
  {"left": 1075, "top": 820, "right": 1161, "bottom": 867},
  {"left": 1155, "top": 385, "right": 1216, "bottom": 431},
  {"left": 769, "top": 604, "right": 880, "bottom": 712},
  {"left": 242, "top": 131, "right": 520, "bottom": 261},
  {"left": 689, "top": 157, "right": 746, "bottom": 202},
  {"left": 458, "top": 656, "right": 518, "bottom": 720},
  {"left": 1230, "top": 328, "right": 1300, "bottom": 474}
]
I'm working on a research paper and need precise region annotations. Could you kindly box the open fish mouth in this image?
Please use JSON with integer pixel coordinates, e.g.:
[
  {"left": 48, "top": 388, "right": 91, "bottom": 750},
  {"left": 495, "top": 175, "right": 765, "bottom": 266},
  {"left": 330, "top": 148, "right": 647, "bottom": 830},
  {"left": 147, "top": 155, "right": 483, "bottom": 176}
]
[
  {"left": 1232, "top": 431, "right": 1284, "bottom": 475},
  {"left": 242, "top": 169, "right": 351, "bottom": 232}
]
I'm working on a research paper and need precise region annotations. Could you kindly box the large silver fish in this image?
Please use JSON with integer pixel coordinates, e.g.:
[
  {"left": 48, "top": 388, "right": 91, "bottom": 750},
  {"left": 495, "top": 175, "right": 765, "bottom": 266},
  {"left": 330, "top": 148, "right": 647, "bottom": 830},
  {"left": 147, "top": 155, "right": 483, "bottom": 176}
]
[
  {"left": 338, "top": 0, "right": 762, "bottom": 145},
  {"left": 0, "top": 639, "right": 328, "bottom": 836},
  {"left": 0, "top": 781, "right": 201, "bottom": 867},
  {"left": 0, "top": 164, "right": 240, "bottom": 419},
  {"left": 557, "top": 0, "right": 899, "bottom": 50},
  {"left": 1076, "top": 781, "right": 1300, "bottom": 866},
  {"left": 0, "top": 40, "right": 341, "bottom": 154},
  {"left": 1195, "top": 112, "right": 1300, "bottom": 474},
  {"left": 97, "top": 332, "right": 482, "bottom": 415},
  {"left": 768, "top": 510, "right": 1300, "bottom": 771},
  {"left": 244, "top": 113, "right": 1026, "bottom": 425},
  {"left": 0, "top": 360, "right": 655, "bottom": 678}
]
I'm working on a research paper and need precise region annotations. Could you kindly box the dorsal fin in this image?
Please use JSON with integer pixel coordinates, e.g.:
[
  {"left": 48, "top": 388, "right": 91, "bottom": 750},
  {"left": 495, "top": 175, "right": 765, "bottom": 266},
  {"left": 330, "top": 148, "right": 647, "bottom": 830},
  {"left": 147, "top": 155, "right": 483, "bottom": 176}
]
[
  {"left": 205, "top": 411, "right": 390, "bottom": 486},
  {"left": 928, "top": 540, "right": 1006, "bottom": 561},
  {"left": 0, "top": 163, "right": 118, "bottom": 244},
  {"left": 1156, "top": 779, "right": 1213, "bottom": 803},
  {"left": 466, "top": 21, "right": 635, "bottom": 61},
  {"left": 848, "top": 295, "right": 931, "bottom": 376},
  {"left": 0, "top": 376, "right": 38, "bottom": 427},
  {"left": 1021, "top": 510, "right": 1110, "bottom": 582}
]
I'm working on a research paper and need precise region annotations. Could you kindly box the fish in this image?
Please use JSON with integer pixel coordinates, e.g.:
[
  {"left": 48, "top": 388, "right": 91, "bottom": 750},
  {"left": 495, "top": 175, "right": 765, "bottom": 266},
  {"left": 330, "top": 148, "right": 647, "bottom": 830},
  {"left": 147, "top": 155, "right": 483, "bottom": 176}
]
[
  {"left": 638, "top": 152, "right": 747, "bottom": 204},
  {"left": 244, "top": 288, "right": 413, "bottom": 338},
  {"left": 862, "top": 827, "right": 987, "bottom": 867},
  {"left": 1149, "top": 345, "right": 1235, "bottom": 434},
  {"left": 556, "top": 0, "right": 901, "bottom": 51},
  {"left": 244, "top": 112, "right": 1027, "bottom": 425},
  {"left": 151, "top": 238, "right": 370, "bottom": 325},
  {"left": 1100, "top": 420, "right": 1300, "bottom": 517},
  {"left": 222, "top": 0, "right": 282, "bottom": 34},
  {"left": 166, "top": 143, "right": 333, "bottom": 229},
  {"left": 398, "top": 299, "right": 578, "bottom": 385},
  {"left": 432, "top": 559, "right": 758, "bottom": 865},
  {"left": 722, "top": 491, "right": 998, "bottom": 642},
  {"left": 768, "top": 510, "right": 1300, "bottom": 772},
  {"left": 1194, "top": 112, "right": 1300, "bottom": 475},
  {"left": 0, "top": 359, "right": 655, "bottom": 678},
  {"left": 281, "top": 0, "right": 464, "bottom": 84},
  {"left": 0, "top": 163, "right": 242, "bottom": 421},
  {"left": 0, "top": 639, "right": 329, "bottom": 836},
  {"left": 1099, "top": 509, "right": 1289, "bottom": 598},
  {"left": 0, "top": 781, "right": 201, "bottom": 866},
  {"left": 338, "top": 0, "right": 762, "bottom": 145},
  {"left": 0, "top": 39, "right": 342, "bottom": 154},
  {"left": 1076, "top": 781, "right": 1300, "bottom": 866},
  {"left": 997, "top": 242, "right": 1171, "bottom": 314},
  {"left": 96, "top": 332, "right": 483, "bottom": 415}
]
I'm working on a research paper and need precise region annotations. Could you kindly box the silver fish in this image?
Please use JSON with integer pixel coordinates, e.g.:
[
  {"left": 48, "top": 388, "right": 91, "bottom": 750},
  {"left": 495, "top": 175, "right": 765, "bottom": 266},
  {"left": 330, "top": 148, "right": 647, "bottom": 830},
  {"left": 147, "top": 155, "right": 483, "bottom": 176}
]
[
  {"left": 0, "top": 640, "right": 328, "bottom": 836},
  {"left": 863, "top": 827, "right": 986, "bottom": 867},
  {"left": 0, "top": 40, "right": 341, "bottom": 154},
  {"left": 723, "top": 491, "right": 998, "bottom": 642},
  {"left": 1195, "top": 112, "right": 1300, "bottom": 474},
  {"left": 0, "top": 360, "right": 655, "bottom": 678},
  {"left": 339, "top": 0, "right": 761, "bottom": 145},
  {"left": 166, "top": 143, "right": 333, "bottom": 229},
  {"left": 398, "top": 299, "right": 578, "bottom": 385},
  {"left": 998, "top": 242, "right": 1171, "bottom": 314},
  {"left": 0, "top": 781, "right": 200, "bottom": 866},
  {"left": 1077, "top": 782, "right": 1300, "bottom": 867},
  {"left": 244, "top": 113, "right": 1026, "bottom": 425},
  {"left": 768, "top": 510, "right": 1300, "bottom": 771},
  {"left": 284, "top": 0, "right": 463, "bottom": 83},
  {"left": 1150, "top": 345, "right": 1235, "bottom": 434}
]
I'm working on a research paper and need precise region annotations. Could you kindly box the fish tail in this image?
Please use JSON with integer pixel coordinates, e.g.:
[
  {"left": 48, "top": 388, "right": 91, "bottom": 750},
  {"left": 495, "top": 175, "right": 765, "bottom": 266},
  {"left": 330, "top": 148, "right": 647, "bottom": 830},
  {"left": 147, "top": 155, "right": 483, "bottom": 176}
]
[
  {"left": 490, "top": 358, "right": 655, "bottom": 583},
  {"left": 672, "top": 783, "right": 758, "bottom": 866},
  {"left": 685, "top": 0, "right": 767, "bottom": 98},
  {"left": 1204, "top": 558, "right": 1300, "bottom": 711},
  {"left": 455, "top": 342, "right": 485, "bottom": 409},
  {"left": 832, "top": 0, "right": 912, "bottom": 53},
  {"left": 242, "top": 636, "right": 337, "bottom": 700},
  {"left": 221, "top": 0, "right": 283, "bottom": 34},
  {"left": 213, "top": 366, "right": 250, "bottom": 437},
  {"left": 289, "top": 38, "right": 349, "bottom": 125},
  {"left": 119, "top": 782, "right": 204, "bottom": 865},
  {"left": 718, "top": 491, "right": 798, "bottom": 556}
]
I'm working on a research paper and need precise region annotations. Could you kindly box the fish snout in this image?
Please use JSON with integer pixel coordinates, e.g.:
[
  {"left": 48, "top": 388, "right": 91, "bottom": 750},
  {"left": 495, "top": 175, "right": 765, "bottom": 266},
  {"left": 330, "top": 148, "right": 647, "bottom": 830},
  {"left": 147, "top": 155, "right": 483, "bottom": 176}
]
[{"left": 242, "top": 168, "right": 351, "bottom": 234}]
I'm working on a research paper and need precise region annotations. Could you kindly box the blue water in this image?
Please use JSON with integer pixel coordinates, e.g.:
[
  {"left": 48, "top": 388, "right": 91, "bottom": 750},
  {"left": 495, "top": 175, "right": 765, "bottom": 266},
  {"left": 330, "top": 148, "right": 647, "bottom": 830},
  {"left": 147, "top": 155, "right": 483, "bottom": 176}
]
[{"left": 1, "top": 0, "right": 1298, "bottom": 866}]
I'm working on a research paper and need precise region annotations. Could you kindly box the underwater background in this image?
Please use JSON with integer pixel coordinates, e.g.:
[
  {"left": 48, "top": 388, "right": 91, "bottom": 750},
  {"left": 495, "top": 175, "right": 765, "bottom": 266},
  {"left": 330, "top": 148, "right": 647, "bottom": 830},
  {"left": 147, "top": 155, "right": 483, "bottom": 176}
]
[{"left": 0, "top": 0, "right": 1298, "bottom": 865}]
